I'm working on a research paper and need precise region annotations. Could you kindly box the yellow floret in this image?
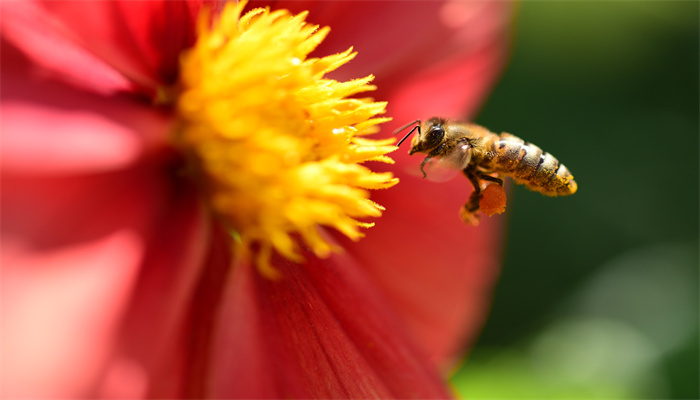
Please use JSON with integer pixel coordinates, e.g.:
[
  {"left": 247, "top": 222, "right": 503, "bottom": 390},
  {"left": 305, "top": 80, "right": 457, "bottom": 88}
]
[{"left": 175, "top": 1, "right": 398, "bottom": 277}]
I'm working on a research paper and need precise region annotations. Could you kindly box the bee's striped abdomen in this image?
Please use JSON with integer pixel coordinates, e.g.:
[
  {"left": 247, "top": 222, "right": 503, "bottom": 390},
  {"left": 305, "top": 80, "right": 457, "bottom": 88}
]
[{"left": 483, "top": 133, "right": 577, "bottom": 196}]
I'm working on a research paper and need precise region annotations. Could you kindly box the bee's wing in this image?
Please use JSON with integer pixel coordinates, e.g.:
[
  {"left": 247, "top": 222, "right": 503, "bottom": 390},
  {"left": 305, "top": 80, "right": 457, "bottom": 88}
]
[
  {"left": 442, "top": 142, "right": 472, "bottom": 170},
  {"left": 421, "top": 143, "right": 472, "bottom": 182}
]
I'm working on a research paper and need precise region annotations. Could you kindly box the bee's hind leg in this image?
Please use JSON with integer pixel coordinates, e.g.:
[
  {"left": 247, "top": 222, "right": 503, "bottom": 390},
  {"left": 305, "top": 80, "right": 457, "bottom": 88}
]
[
  {"left": 460, "top": 168, "right": 504, "bottom": 225},
  {"left": 462, "top": 167, "right": 485, "bottom": 214},
  {"left": 460, "top": 167, "right": 505, "bottom": 225},
  {"left": 475, "top": 171, "right": 503, "bottom": 186}
]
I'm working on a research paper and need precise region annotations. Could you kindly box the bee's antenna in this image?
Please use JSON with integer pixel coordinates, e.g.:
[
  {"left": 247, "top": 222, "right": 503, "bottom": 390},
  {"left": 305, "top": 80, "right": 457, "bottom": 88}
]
[
  {"left": 394, "top": 119, "right": 421, "bottom": 147},
  {"left": 396, "top": 126, "right": 419, "bottom": 147}
]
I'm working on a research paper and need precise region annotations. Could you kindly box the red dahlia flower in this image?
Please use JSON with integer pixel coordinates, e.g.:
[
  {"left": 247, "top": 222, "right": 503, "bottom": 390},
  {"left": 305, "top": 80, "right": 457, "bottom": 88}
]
[{"left": 0, "top": 1, "right": 513, "bottom": 398}]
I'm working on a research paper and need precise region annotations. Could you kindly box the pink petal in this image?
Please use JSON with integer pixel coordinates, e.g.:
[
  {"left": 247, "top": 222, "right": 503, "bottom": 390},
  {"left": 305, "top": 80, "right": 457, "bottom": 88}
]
[
  {"left": 207, "top": 248, "right": 453, "bottom": 399},
  {"left": 0, "top": 42, "right": 172, "bottom": 175}
]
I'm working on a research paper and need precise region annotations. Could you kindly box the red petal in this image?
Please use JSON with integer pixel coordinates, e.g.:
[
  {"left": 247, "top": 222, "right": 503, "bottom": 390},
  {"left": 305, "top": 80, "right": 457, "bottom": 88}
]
[
  {"left": 270, "top": 1, "right": 512, "bottom": 118},
  {"left": 1, "top": 2, "right": 134, "bottom": 95},
  {"left": 0, "top": 162, "right": 178, "bottom": 398},
  {"left": 363, "top": 1, "right": 512, "bottom": 369},
  {"left": 0, "top": 41, "right": 172, "bottom": 175},
  {"left": 206, "top": 249, "right": 453, "bottom": 399},
  {"left": 103, "top": 186, "right": 210, "bottom": 399},
  {"left": 273, "top": 0, "right": 513, "bottom": 370},
  {"left": 377, "top": 0, "right": 512, "bottom": 119},
  {"left": 335, "top": 171, "right": 504, "bottom": 372},
  {"left": 1, "top": 0, "right": 211, "bottom": 94},
  {"left": 1, "top": 232, "right": 144, "bottom": 399},
  {"left": 387, "top": 40, "right": 507, "bottom": 122}
]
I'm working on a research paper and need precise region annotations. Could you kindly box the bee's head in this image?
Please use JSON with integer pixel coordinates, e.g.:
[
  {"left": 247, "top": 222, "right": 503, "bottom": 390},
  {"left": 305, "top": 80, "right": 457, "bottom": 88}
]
[{"left": 395, "top": 117, "right": 446, "bottom": 155}]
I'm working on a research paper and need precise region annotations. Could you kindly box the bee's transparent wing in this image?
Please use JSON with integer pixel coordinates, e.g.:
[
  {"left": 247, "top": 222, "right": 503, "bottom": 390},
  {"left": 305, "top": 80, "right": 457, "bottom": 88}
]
[
  {"left": 422, "top": 142, "right": 472, "bottom": 182},
  {"left": 446, "top": 142, "right": 472, "bottom": 170}
]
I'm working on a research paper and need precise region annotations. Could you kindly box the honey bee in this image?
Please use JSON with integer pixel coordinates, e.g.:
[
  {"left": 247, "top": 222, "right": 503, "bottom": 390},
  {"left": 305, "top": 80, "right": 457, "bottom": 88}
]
[{"left": 395, "top": 117, "right": 577, "bottom": 222}]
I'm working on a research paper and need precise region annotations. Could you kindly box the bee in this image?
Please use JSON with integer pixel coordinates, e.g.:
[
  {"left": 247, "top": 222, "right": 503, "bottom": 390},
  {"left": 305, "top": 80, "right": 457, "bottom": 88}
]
[{"left": 395, "top": 117, "right": 577, "bottom": 223}]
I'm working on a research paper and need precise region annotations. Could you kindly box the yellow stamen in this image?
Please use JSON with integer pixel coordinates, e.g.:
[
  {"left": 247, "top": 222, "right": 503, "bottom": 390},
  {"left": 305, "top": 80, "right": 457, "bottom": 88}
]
[{"left": 175, "top": 1, "right": 398, "bottom": 278}]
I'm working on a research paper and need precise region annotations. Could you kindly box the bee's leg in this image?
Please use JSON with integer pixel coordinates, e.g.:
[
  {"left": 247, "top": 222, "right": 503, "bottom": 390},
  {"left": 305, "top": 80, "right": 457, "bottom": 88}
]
[
  {"left": 462, "top": 167, "right": 483, "bottom": 213},
  {"left": 463, "top": 167, "right": 483, "bottom": 193},
  {"left": 475, "top": 171, "right": 503, "bottom": 186},
  {"left": 420, "top": 144, "right": 450, "bottom": 179},
  {"left": 419, "top": 156, "right": 432, "bottom": 179},
  {"left": 460, "top": 168, "right": 504, "bottom": 225}
]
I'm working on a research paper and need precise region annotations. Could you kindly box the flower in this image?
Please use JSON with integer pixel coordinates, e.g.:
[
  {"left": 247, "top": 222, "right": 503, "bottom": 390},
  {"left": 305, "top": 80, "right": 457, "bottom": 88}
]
[{"left": 1, "top": 1, "right": 513, "bottom": 398}]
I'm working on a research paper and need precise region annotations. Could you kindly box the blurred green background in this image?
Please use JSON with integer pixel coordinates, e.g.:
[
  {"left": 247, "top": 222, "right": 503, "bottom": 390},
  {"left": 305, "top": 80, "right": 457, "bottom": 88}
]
[{"left": 450, "top": 2, "right": 699, "bottom": 399}]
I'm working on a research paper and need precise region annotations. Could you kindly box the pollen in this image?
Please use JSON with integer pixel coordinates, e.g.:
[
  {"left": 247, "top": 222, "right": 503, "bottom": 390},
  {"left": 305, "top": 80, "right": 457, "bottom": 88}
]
[
  {"left": 174, "top": 1, "right": 398, "bottom": 277},
  {"left": 479, "top": 183, "right": 507, "bottom": 216}
]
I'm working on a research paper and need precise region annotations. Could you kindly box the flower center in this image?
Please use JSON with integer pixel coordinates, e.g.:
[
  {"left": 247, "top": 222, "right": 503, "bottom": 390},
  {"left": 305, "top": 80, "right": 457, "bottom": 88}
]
[{"left": 174, "top": 1, "right": 398, "bottom": 278}]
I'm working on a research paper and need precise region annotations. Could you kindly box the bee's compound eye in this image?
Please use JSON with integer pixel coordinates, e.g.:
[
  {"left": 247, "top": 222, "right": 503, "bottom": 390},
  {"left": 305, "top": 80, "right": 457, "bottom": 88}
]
[{"left": 426, "top": 126, "right": 445, "bottom": 146}]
